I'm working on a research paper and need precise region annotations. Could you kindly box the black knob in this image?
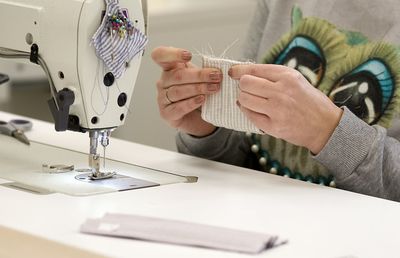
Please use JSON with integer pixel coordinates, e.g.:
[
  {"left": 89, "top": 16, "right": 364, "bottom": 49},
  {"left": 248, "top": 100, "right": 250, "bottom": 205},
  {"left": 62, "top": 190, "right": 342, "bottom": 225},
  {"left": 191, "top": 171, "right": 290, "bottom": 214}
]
[
  {"left": 118, "top": 93, "right": 127, "bottom": 107},
  {"left": 91, "top": 116, "right": 98, "bottom": 124},
  {"left": 103, "top": 72, "right": 115, "bottom": 87}
]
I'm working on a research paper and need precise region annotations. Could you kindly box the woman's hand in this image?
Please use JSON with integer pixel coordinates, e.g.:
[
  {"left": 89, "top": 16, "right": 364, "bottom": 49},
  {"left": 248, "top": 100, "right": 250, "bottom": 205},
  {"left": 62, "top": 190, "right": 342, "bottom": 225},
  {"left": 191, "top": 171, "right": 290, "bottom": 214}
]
[
  {"left": 152, "top": 46, "right": 222, "bottom": 137},
  {"left": 230, "top": 64, "right": 343, "bottom": 154}
]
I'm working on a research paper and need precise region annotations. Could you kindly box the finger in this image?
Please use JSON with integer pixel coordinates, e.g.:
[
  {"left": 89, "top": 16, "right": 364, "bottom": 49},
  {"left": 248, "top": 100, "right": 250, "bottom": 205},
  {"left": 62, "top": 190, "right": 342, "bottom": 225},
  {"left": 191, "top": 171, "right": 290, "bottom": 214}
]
[
  {"left": 239, "top": 74, "right": 279, "bottom": 98},
  {"left": 162, "top": 68, "right": 222, "bottom": 88},
  {"left": 229, "top": 64, "right": 288, "bottom": 82},
  {"left": 176, "top": 62, "right": 196, "bottom": 69},
  {"left": 161, "top": 95, "right": 205, "bottom": 121},
  {"left": 238, "top": 91, "right": 274, "bottom": 117},
  {"left": 151, "top": 46, "right": 192, "bottom": 71},
  {"left": 240, "top": 105, "right": 273, "bottom": 134},
  {"left": 159, "top": 83, "right": 220, "bottom": 106}
]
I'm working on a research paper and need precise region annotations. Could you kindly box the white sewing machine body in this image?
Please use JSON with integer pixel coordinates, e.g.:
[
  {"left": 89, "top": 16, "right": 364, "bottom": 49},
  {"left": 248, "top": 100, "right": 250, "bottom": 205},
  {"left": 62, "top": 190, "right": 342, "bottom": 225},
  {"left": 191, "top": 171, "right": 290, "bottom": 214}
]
[{"left": 0, "top": 0, "right": 145, "bottom": 131}]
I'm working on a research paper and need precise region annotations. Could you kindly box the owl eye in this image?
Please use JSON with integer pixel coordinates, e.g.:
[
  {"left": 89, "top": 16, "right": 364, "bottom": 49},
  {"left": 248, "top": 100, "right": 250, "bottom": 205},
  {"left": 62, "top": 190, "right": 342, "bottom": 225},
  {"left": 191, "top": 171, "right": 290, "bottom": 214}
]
[
  {"left": 274, "top": 36, "right": 325, "bottom": 87},
  {"left": 329, "top": 59, "right": 394, "bottom": 125}
]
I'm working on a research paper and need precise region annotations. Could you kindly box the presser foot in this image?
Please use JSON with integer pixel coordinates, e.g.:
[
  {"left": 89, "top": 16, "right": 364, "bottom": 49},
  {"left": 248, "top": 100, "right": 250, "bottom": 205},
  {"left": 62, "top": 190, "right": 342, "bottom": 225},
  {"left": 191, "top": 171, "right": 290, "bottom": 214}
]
[
  {"left": 75, "top": 168, "right": 116, "bottom": 180},
  {"left": 74, "top": 171, "right": 116, "bottom": 181},
  {"left": 87, "top": 152, "right": 116, "bottom": 180},
  {"left": 90, "top": 171, "right": 116, "bottom": 180}
]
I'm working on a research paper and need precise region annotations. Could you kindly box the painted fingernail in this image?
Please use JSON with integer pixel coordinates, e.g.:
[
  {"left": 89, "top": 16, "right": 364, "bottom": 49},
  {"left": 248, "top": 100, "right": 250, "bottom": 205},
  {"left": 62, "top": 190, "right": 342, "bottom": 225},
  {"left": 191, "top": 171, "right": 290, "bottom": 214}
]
[
  {"left": 209, "top": 71, "right": 222, "bottom": 81},
  {"left": 228, "top": 68, "right": 233, "bottom": 77},
  {"left": 207, "top": 84, "right": 219, "bottom": 91},
  {"left": 236, "top": 100, "right": 241, "bottom": 107},
  {"left": 195, "top": 95, "right": 205, "bottom": 104},
  {"left": 181, "top": 51, "right": 192, "bottom": 61}
]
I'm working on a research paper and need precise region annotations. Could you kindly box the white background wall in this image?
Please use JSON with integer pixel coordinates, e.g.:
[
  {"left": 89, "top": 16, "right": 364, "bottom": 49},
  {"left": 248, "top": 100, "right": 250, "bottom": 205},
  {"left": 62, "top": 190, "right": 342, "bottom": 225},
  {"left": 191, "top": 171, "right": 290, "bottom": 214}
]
[{"left": 0, "top": 0, "right": 257, "bottom": 151}]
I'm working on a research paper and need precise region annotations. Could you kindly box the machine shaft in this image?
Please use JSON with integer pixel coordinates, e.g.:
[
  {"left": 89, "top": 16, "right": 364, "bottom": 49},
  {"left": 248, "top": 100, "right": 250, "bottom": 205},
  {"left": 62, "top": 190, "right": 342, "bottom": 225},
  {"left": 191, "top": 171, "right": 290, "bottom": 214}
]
[{"left": 88, "top": 130, "right": 114, "bottom": 180}]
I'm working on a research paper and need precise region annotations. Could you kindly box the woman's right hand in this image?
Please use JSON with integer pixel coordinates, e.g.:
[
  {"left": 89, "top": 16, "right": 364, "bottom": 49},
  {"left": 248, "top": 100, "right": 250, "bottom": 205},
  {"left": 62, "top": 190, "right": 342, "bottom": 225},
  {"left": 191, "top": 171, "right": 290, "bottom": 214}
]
[{"left": 151, "top": 46, "right": 222, "bottom": 137}]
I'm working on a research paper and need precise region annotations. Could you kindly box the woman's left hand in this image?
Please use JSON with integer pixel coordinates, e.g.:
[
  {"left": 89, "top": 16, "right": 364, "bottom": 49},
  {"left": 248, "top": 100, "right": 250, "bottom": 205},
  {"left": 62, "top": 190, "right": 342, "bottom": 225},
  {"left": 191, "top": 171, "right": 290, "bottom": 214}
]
[{"left": 230, "top": 64, "right": 343, "bottom": 154}]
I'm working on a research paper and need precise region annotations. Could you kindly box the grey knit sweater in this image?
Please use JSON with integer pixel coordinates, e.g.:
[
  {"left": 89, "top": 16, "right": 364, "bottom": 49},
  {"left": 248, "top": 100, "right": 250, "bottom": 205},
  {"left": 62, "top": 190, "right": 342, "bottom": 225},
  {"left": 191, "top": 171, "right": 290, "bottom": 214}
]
[{"left": 176, "top": 0, "right": 400, "bottom": 202}]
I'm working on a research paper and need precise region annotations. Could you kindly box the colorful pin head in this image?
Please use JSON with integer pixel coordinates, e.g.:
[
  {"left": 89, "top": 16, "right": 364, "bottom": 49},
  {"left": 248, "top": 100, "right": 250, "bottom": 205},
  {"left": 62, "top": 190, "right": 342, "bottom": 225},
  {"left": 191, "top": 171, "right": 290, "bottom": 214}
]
[{"left": 107, "top": 10, "right": 135, "bottom": 39}]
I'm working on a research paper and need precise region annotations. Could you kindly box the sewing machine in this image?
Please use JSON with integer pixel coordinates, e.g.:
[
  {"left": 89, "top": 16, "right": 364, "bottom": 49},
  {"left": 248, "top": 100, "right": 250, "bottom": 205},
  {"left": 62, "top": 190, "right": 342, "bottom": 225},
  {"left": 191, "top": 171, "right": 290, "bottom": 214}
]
[{"left": 0, "top": 0, "right": 148, "bottom": 179}]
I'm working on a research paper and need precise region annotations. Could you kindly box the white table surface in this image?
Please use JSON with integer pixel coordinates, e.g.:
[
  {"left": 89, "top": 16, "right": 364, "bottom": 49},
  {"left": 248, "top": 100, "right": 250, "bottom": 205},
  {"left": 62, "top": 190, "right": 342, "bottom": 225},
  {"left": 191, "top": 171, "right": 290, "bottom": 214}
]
[{"left": 0, "top": 111, "right": 399, "bottom": 258}]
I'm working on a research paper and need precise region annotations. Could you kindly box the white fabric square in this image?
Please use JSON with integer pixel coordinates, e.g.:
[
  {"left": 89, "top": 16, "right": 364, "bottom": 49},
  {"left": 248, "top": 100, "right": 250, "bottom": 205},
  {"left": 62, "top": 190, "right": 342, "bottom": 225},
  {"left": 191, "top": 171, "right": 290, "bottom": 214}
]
[{"left": 201, "top": 56, "right": 261, "bottom": 133}]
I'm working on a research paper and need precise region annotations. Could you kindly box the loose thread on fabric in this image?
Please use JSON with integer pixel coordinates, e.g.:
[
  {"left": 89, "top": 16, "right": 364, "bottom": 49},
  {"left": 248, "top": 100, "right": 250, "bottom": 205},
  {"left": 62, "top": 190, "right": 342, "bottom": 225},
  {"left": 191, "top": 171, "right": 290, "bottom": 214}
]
[
  {"left": 192, "top": 39, "right": 252, "bottom": 64},
  {"left": 219, "top": 39, "right": 240, "bottom": 59}
]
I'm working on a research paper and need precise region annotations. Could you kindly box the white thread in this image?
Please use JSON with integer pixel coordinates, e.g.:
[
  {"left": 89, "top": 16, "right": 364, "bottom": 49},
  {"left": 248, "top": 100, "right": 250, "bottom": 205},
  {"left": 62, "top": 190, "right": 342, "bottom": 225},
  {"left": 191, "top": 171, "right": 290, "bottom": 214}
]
[
  {"left": 219, "top": 38, "right": 239, "bottom": 59},
  {"left": 91, "top": 61, "right": 110, "bottom": 115}
]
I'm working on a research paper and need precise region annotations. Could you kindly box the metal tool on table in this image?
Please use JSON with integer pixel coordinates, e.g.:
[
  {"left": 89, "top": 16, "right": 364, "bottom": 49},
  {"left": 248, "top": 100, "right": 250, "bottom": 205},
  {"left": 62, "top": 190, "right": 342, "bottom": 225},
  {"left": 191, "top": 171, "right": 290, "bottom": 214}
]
[
  {"left": 0, "top": 119, "right": 32, "bottom": 145},
  {"left": 0, "top": 73, "right": 9, "bottom": 85}
]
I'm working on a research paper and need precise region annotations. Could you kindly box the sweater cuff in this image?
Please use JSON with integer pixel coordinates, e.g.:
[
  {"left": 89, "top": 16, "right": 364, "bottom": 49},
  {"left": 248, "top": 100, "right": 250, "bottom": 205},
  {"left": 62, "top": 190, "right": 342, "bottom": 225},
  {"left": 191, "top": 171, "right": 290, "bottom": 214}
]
[
  {"left": 313, "top": 107, "right": 377, "bottom": 180},
  {"left": 176, "top": 127, "right": 235, "bottom": 158}
]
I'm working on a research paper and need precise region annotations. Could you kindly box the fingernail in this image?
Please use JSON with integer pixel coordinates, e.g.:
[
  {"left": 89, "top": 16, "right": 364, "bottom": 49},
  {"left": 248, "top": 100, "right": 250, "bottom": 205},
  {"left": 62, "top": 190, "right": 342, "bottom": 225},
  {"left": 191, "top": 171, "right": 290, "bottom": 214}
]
[
  {"left": 209, "top": 71, "right": 222, "bottom": 81},
  {"left": 236, "top": 100, "right": 241, "bottom": 107},
  {"left": 207, "top": 84, "right": 219, "bottom": 91},
  {"left": 195, "top": 95, "right": 205, "bottom": 104},
  {"left": 182, "top": 51, "right": 192, "bottom": 61},
  {"left": 228, "top": 68, "right": 233, "bottom": 77}
]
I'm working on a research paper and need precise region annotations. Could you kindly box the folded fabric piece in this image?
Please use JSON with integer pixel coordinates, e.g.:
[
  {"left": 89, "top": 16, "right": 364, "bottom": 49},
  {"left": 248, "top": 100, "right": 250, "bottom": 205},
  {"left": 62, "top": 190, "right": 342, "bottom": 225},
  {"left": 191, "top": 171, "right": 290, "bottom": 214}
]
[
  {"left": 92, "top": 0, "right": 148, "bottom": 78},
  {"left": 201, "top": 56, "right": 261, "bottom": 133},
  {"left": 80, "top": 213, "right": 286, "bottom": 254}
]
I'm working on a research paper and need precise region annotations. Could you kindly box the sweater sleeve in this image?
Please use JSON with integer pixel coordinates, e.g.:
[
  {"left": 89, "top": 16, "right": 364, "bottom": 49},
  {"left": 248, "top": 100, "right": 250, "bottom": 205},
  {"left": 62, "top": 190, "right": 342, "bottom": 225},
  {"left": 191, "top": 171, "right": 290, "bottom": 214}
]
[
  {"left": 313, "top": 107, "right": 400, "bottom": 202},
  {"left": 241, "top": 0, "right": 270, "bottom": 61},
  {"left": 176, "top": 128, "right": 251, "bottom": 167}
]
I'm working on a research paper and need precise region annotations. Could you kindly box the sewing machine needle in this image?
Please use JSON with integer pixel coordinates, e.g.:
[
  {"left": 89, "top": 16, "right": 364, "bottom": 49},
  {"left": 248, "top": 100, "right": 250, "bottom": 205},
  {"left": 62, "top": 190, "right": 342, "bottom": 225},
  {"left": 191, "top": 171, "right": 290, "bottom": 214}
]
[{"left": 103, "top": 146, "right": 106, "bottom": 169}]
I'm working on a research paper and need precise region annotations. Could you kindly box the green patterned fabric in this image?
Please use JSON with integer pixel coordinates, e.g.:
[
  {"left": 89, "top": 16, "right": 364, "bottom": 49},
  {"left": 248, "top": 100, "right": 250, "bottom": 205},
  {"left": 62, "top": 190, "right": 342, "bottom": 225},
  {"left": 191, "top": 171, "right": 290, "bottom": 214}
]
[{"left": 257, "top": 5, "right": 400, "bottom": 178}]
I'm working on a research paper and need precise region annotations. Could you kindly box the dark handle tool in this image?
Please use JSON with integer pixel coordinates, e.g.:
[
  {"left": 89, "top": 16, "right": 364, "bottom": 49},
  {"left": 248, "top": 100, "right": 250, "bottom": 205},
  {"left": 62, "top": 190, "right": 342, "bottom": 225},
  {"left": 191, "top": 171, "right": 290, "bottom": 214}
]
[{"left": 0, "top": 73, "right": 9, "bottom": 85}]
